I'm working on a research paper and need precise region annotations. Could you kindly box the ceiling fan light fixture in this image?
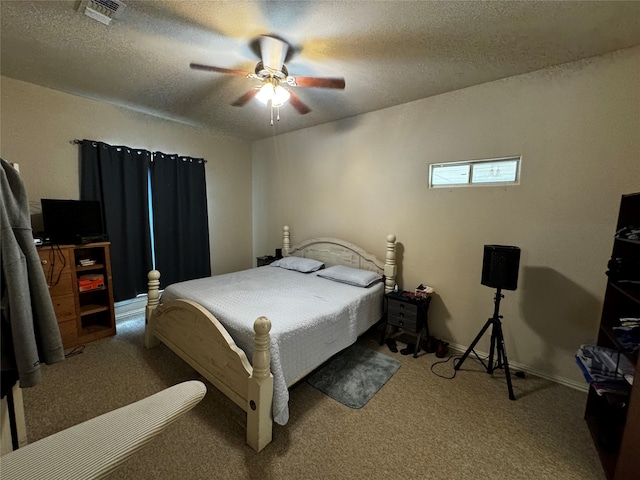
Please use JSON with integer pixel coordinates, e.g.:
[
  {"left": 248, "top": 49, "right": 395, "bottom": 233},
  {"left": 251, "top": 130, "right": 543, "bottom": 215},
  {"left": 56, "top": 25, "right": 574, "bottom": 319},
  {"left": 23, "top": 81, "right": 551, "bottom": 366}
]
[
  {"left": 190, "top": 33, "right": 342, "bottom": 120},
  {"left": 256, "top": 83, "right": 290, "bottom": 107},
  {"left": 272, "top": 85, "right": 290, "bottom": 107}
]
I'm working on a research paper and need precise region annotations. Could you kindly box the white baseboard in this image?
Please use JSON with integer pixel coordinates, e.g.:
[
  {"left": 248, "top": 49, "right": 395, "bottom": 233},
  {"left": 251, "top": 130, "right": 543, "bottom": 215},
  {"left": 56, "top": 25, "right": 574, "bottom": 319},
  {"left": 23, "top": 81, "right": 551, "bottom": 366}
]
[{"left": 447, "top": 341, "right": 589, "bottom": 393}]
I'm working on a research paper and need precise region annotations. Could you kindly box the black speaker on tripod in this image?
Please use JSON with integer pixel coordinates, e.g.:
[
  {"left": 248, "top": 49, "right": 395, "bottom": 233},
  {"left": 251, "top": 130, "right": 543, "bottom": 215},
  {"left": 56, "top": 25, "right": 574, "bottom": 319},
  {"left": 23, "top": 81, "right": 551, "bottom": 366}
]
[
  {"left": 455, "top": 245, "right": 521, "bottom": 400},
  {"left": 481, "top": 245, "right": 521, "bottom": 291}
]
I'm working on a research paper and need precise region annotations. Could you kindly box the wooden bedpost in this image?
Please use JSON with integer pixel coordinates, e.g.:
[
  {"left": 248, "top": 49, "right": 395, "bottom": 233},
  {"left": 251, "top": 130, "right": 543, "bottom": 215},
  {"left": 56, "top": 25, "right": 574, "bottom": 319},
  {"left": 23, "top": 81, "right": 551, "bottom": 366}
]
[
  {"left": 144, "top": 270, "right": 161, "bottom": 348},
  {"left": 246, "top": 316, "right": 273, "bottom": 452},
  {"left": 282, "top": 225, "right": 290, "bottom": 256},
  {"left": 384, "top": 234, "right": 397, "bottom": 293}
]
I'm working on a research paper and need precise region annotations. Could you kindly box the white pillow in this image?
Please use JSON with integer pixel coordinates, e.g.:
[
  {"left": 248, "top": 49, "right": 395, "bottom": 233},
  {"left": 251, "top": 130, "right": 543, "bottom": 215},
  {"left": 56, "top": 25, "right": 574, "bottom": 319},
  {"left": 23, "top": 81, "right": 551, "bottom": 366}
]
[
  {"left": 270, "top": 256, "right": 325, "bottom": 273},
  {"left": 317, "top": 265, "right": 382, "bottom": 288}
]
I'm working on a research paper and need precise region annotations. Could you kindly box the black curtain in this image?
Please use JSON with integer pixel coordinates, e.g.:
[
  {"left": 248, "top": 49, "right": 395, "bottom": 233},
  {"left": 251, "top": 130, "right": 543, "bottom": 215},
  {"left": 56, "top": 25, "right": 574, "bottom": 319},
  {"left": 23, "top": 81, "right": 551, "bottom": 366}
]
[
  {"left": 80, "top": 141, "right": 153, "bottom": 302},
  {"left": 151, "top": 152, "right": 210, "bottom": 289}
]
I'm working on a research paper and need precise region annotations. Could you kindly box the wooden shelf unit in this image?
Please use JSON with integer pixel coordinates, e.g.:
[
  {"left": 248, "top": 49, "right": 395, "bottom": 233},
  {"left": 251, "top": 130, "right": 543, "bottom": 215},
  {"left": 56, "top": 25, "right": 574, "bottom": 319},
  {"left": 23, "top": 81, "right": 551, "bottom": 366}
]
[
  {"left": 38, "top": 242, "right": 116, "bottom": 348},
  {"left": 585, "top": 192, "right": 639, "bottom": 480}
]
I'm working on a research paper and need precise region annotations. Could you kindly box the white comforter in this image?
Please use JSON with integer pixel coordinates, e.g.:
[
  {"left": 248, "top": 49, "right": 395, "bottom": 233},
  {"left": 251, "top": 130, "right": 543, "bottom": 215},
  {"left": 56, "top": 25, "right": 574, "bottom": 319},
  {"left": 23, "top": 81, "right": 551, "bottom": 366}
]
[{"left": 160, "top": 265, "right": 384, "bottom": 425}]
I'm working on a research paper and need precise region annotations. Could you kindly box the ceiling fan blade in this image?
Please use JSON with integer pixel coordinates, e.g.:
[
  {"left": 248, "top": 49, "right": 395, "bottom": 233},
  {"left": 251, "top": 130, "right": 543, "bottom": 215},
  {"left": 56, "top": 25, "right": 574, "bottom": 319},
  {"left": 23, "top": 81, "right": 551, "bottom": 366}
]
[
  {"left": 288, "top": 90, "right": 311, "bottom": 115},
  {"left": 231, "top": 88, "right": 260, "bottom": 107},
  {"left": 287, "top": 76, "right": 345, "bottom": 89},
  {"left": 259, "top": 35, "right": 289, "bottom": 72},
  {"left": 190, "top": 63, "right": 251, "bottom": 78}
]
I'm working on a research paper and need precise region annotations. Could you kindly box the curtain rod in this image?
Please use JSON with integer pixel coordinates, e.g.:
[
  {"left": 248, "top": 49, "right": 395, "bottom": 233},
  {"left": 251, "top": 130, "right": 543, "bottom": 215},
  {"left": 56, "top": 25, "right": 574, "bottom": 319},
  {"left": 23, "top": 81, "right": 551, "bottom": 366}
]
[{"left": 69, "top": 139, "right": 207, "bottom": 162}]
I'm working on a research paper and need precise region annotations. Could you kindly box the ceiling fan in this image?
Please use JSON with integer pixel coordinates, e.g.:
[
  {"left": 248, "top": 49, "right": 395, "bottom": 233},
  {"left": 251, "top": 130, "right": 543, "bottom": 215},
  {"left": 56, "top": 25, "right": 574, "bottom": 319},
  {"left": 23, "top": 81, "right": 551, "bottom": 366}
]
[{"left": 190, "top": 35, "right": 345, "bottom": 125}]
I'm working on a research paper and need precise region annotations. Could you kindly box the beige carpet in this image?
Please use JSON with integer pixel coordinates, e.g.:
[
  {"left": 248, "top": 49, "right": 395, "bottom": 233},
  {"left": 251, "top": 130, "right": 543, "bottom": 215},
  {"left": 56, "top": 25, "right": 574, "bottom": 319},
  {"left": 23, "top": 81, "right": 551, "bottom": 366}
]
[{"left": 21, "top": 316, "right": 604, "bottom": 480}]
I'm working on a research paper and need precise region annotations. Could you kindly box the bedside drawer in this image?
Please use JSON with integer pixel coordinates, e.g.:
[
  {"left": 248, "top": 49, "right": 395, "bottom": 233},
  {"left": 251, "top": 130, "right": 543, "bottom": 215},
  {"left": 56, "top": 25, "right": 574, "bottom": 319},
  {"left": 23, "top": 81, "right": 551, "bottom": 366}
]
[
  {"left": 387, "top": 310, "right": 419, "bottom": 331},
  {"left": 381, "top": 292, "right": 431, "bottom": 352},
  {"left": 387, "top": 300, "right": 418, "bottom": 318},
  {"left": 256, "top": 256, "right": 277, "bottom": 267},
  {"left": 387, "top": 299, "right": 420, "bottom": 331}
]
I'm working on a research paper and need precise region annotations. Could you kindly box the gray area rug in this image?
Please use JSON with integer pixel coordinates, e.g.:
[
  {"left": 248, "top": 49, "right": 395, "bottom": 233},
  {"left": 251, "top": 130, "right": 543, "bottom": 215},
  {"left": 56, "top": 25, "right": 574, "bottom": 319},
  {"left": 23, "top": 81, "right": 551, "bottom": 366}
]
[{"left": 306, "top": 343, "right": 401, "bottom": 408}]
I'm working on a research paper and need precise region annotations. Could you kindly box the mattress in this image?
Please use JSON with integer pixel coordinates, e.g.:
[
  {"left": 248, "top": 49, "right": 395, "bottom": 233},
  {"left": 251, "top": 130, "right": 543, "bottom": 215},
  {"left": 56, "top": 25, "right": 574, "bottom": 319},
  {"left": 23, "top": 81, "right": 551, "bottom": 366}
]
[{"left": 160, "top": 265, "right": 384, "bottom": 425}]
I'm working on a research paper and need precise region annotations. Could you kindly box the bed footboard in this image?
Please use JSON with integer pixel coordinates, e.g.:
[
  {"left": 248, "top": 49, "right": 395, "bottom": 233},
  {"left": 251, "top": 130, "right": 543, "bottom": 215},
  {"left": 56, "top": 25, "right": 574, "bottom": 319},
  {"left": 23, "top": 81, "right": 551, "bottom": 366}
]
[{"left": 144, "top": 270, "right": 274, "bottom": 451}]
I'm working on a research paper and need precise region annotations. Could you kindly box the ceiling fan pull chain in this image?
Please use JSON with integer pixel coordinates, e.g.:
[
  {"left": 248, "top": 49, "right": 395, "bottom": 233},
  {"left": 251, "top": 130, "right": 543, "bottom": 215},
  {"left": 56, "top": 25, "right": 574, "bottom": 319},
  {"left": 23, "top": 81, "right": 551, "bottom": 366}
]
[
  {"left": 276, "top": 106, "right": 281, "bottom": 122},
  {"left": 270, "top": 105, "right": 274, "bottom": 126}
]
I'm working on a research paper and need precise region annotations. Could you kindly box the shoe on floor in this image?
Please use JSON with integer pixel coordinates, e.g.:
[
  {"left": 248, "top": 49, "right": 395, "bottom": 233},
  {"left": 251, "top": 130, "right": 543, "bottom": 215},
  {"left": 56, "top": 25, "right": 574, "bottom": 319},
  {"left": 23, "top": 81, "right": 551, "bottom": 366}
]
[
  {"left": 400, "top": 343, "right": 416, "bottom": 355},
  {"left": 424, "top": 336, "right": 438, "bottom": 353},
  {"left": 435, "top": 340, "right": 449, "bottom": 358}
]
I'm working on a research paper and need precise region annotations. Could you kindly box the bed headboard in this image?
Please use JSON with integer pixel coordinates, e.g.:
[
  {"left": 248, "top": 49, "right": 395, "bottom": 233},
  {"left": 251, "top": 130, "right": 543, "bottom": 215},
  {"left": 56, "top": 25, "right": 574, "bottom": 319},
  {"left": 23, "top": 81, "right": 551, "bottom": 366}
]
[{"left": 282, "top": 225, "right": 397, "bottom": 293}]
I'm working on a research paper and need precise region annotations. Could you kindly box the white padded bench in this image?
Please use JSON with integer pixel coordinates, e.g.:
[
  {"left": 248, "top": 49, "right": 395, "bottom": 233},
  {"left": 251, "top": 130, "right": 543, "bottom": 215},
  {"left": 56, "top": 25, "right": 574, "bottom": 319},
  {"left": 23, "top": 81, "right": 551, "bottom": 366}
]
[{"left": 0, "top": 380, "right": 206, "bottom": 480}]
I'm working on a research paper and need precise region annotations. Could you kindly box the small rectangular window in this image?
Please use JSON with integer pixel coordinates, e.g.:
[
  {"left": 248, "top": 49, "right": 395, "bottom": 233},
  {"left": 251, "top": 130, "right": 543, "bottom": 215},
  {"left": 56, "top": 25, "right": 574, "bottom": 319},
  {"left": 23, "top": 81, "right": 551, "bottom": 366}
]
[
  {"left": 430, "top": 164, "right": 470, "bottom": 186},
  {"left": 429, "top": 156, "right": 521, "bottom": 188}
]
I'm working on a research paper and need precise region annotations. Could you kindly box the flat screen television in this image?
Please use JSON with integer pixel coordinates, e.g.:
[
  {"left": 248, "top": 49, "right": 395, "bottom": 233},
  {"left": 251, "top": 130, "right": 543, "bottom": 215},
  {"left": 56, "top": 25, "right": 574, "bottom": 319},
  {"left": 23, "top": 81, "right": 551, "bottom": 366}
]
[{"left": 41, "top": 199, "right": 107, "bottom": 245}]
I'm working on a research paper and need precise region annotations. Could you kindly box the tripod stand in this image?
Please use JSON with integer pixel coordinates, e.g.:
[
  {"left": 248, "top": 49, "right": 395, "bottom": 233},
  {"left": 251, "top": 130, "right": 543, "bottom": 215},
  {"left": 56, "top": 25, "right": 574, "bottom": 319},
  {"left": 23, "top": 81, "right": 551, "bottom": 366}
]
[{"left": 454, "top": 288, "right": 515, "bottom": 400}]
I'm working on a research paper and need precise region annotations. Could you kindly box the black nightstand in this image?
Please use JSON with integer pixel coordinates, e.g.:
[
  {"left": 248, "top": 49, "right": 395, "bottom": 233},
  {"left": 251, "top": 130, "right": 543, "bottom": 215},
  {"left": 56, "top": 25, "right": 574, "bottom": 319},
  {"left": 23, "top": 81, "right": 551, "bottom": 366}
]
[
  {"left": 256, "top": 255, "right": 277, "bottom": 267},
  {"left": 380, "top": 290, "right": 431, "bottom": 358}
]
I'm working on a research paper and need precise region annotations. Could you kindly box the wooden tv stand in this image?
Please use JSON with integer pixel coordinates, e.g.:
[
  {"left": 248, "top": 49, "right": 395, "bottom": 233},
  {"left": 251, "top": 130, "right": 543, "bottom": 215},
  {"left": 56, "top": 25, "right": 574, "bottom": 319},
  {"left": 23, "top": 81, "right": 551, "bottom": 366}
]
[{"left": 38, "top": 242, "right": 116, "bottom": 348}]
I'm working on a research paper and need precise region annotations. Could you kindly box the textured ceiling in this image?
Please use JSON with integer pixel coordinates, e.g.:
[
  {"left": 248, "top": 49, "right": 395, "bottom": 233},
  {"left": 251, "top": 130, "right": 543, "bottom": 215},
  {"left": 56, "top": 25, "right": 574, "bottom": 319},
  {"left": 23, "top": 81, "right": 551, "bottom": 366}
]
[{"left": 2, "top": 1, "right": 640, "bottom": 141}]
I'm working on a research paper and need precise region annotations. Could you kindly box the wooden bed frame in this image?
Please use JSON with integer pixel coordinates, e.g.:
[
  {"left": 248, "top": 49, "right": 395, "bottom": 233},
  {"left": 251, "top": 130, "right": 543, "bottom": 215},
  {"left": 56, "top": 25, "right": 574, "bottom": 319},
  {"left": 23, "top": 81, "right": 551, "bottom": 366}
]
[{"left": 144, "top": 226, "right": 397, "bottom": 451}]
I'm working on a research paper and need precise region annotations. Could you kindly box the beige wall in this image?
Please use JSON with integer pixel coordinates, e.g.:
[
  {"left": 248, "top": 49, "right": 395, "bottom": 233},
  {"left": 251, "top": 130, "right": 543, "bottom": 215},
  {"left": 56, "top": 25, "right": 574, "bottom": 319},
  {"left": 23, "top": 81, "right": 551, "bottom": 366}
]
[
  {"left": 253, "top": 46, "right": 640, "bottom": 387},
  {"left": 0, "top": 76, "right": 253, "bottom": 275}
]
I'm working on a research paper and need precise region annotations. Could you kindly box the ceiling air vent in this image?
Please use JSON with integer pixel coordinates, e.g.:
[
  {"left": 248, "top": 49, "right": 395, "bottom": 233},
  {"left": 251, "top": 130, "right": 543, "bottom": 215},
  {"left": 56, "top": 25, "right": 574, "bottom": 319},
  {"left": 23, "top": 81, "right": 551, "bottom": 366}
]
[{"left": 78, "top": 0, "right": 126, "bottom": 25}]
